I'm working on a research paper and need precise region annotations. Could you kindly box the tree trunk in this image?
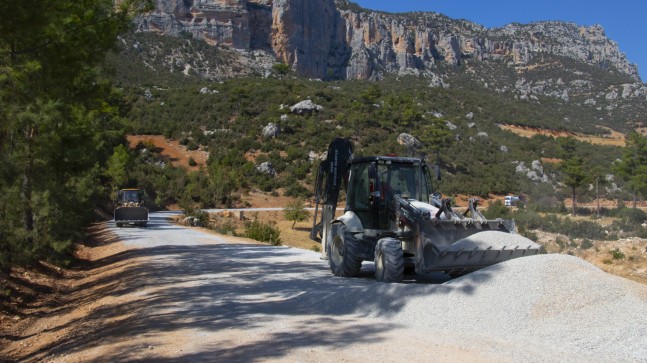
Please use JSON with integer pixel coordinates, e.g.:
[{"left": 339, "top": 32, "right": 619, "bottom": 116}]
[
  {"left": 571, "top": 186, "right": 577, "bottom": 216},
  {"left": 633, "top": 190, "right": 638, "bottom": 209},
  {"left": 596, "top": 177, "right": 600, "bottom": 217},
  {"left": 22, "top": 131, "right": 34, "bottom": 241}
]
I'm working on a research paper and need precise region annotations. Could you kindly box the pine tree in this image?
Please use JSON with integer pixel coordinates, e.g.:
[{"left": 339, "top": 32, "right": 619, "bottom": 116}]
[
  {"left": 558, "top": 137, "right": 590, "bottom": 216},
  {"left": 0, "top": 0, "right": 152, "bottom": 270}
]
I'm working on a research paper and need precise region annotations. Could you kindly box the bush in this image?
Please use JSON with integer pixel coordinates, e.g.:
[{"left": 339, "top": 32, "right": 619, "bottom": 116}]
[
  {"left": 186, "top": 140, "right": 199, "bottom": 151},
  {"left": 245, "top": 220, "right": 282, "bottom": 246},
  {"left": 617, "top": 207, "right": 647, "bottom": 226},
  {"left": 194, "top": 210, "right": 210, "bottom": 227},
  {"left": 284, "top": 183, "right": 310, "bottom": 199},
  {"left": 610, "top": 248, "right": 625, "bottom": 260},
  {"left": 212, "top": 218, "right": 238, "bottom": 236},
  {"left": 483, "top": 200, "right": 509, "bottom": 219},
  {"left": 511, "top": 210, "right": 609, "bottom": 240},
  {"left": 580, "top": 239, "right": 594, "bottom": 250}
]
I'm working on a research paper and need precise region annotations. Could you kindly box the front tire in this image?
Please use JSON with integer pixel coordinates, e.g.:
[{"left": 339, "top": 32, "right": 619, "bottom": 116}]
[
  {"left": 374, "top": 238, "right": 404, "bottom": 283},
  {"left": 328, "top": 224, "right": 362, "bottom": 277}
]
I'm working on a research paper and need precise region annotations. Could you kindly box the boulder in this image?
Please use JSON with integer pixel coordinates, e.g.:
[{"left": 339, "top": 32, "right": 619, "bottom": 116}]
[
  {"left": 262, "top": 123, "right": 280, "bottom": 138},
  {"left": 397, "top": 133, "right": 422, "bottom": 149},
  {"left": 289, "top": 100, "right": 324, "bottom": 114},
  {"left": 256, "top": 161, "right": 277, "bottom": 177}
]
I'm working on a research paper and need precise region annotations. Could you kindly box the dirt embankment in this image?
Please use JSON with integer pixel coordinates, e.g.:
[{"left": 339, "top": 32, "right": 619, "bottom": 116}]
[
  {"left": 127, "top": 135, "right": 209, "bottom": 171},
  {"left": 0, "top": 224, "right": 135, "bottom": 361},
  {"left": 499, "top": 124, "right": 626, "bottom": 147}
]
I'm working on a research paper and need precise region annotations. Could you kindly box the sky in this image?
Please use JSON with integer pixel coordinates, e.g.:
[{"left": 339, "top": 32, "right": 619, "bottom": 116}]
[{"left": 354, "top": 0, "right": 646, "bottom": 82}]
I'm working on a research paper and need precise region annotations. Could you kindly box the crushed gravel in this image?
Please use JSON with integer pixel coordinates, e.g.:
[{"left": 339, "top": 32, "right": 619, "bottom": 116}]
[
  {"left": 448, "top": 230, "right": 541, "bottom": 250},
  {"left": 302, "top": 254, "right": 647, "bottom": 362},
  {"left": 391, "top": 254, "right": 647, "bottom": 362}
]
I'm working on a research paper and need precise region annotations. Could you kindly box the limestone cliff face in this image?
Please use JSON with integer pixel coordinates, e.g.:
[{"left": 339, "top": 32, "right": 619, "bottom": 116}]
[
  {"left": 137, "top": 0, "right": 253, "bottom": 48},
  {"left": 134, "top": 0, "right": 641, "bottom": 82},
  {"left": 270, "top": 0, "right": 341, "bottom": 78}
]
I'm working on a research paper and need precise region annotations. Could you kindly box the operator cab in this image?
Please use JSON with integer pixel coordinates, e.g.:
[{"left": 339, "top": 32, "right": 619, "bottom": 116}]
[
  {"left": 346, "top": 156, "right": 435, "bottom": 230},
  {"left": 117, "top": 189, "right": 144, "bottom": 206}
]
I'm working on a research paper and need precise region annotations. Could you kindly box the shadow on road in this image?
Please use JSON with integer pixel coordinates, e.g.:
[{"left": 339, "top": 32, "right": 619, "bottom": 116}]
[{"left": 18, "top": 220, "right": 500, "bottom": 362}]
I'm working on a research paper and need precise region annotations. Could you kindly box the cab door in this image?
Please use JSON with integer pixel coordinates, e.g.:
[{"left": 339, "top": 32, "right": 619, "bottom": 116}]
[{"left": 346, "top": 161, "right": 379, "bottom": 229}]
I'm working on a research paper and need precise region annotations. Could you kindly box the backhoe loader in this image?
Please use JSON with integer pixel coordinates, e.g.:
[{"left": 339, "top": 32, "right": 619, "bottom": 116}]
[
  {"left": 114, "top": 189, "right": 149, "bottom": 227},
  {"left": 311, "top": 138, "right": 542, "bottom": 282}
]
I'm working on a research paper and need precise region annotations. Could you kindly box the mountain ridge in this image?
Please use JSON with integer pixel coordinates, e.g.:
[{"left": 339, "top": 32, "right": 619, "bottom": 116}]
[{"left": 133, "top": 0, "right": 642, "bottom": 83}]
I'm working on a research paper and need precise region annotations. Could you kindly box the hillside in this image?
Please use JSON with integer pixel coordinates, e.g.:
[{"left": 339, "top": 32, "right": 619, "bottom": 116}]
[
  {"left": 102, "top": 0, "right": 647, "bottom": 215},
  {"left": 120, "top": 0, "right": 647, "bottom": 134}
]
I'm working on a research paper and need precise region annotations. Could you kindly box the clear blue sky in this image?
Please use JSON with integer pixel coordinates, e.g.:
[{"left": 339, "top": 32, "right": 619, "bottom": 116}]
[{"left": 354, "top": 0, "right": 646, "bottom": 82}]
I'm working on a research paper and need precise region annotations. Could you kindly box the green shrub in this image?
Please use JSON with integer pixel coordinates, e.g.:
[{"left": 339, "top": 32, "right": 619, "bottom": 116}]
[
  {"left": 195, "top": 211, "right": 210, "bottom": 227},
  {"left": 511, "top": 210, "right": 609, "bottom": 240},
  {"left": 285, "top": 183, "right": 310, "bottom": 199},
  {"left": 245, "top": 220, "right": 282, "bottom": 246},
  {"left": 618, "top": 207, "right": 647, "bottom": 225},
  {"left": 580, "top": 239, "right": 594, "bottom": 250},
  {"left": 610, "top": 248, "right": 625, "bottom": 260},
  {"left": 186, "top": 140, "right": 199, "bottom": 151},
  {"left": 483, "top": 200, "right": 509, "bottom": 219},
  {"left": 555, "top": 236, "right": 567, "bottom": 251},
  {"left": 213, "top": 219, "right": 238, "bottom": 236}
]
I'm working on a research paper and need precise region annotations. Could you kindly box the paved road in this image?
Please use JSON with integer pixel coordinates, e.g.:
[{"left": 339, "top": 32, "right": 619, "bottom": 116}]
[{"left": 30, "top": 212, "right": 647, "bottom": 362}]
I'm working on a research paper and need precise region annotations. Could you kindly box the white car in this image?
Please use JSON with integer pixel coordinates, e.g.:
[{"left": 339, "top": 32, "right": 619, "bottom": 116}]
[{"left": 505, "top": 195, "right": 521, "bottom": 206}]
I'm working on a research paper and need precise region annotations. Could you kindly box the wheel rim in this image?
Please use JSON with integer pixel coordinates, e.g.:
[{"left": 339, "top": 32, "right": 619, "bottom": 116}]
[
  {"left": 331, "top": 235, "right": 344, "bottom": 266},
  {"left": 375, "top": 249, "right": 384, "bottom": 279}
]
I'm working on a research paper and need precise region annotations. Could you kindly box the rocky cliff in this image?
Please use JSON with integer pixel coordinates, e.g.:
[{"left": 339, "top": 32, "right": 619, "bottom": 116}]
[{"left": 134, "top": 0, "right": 641, "bottom": 84}]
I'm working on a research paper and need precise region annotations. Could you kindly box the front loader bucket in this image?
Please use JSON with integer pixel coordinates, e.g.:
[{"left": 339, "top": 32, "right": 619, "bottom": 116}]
[
  {"left": 418, "top": 220, "right": 542, "bottom": 275},
  {"left": 114, "top": 207, "right": 149, "bottom": 223}
]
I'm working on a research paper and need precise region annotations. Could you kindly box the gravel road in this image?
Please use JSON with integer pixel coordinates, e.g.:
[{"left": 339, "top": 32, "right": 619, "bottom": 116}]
[{"left": 32, "top": 212, "right": 647, "bottom": 362}]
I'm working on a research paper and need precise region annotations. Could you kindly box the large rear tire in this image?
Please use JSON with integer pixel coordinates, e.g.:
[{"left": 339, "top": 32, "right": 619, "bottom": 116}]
[
  {"left": 328, "top": 224, "right": 362, "bottom": 277},
  {"left": 374, "top": 238, "right": 404, "bottom": 283}
]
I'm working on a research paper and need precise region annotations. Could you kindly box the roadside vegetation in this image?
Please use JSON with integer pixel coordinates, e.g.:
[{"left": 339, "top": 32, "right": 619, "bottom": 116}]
[{"left": 0, "top": 0, "right": 153, "bottom": 275}]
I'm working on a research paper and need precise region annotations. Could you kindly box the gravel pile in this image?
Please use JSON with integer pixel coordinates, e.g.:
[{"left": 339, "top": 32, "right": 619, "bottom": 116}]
[
  {"left": 304, "top": 254, "right": 647, "bottom": 361},
  {"left": 448, "top": 230, "right": 541, "bottom": 250},
  {"left": 385, "top": 254, "right": 647, "bottom": 361}
]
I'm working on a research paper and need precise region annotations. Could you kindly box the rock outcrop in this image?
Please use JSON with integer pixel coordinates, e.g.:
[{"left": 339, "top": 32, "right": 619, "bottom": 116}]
[
  {"left": 134, "top": 0, "right": 642, "bottom": 82},
  {"left": 289, "top": 100, "right": 324, "bottom": 114}
]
